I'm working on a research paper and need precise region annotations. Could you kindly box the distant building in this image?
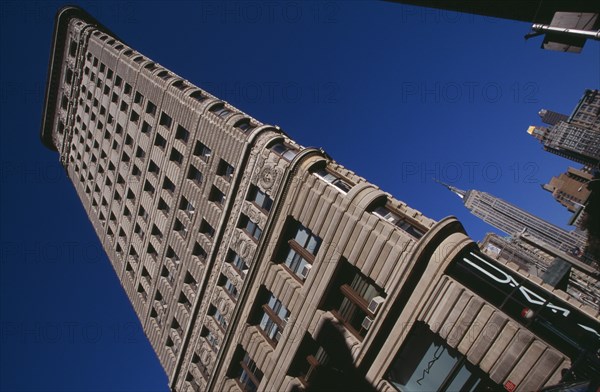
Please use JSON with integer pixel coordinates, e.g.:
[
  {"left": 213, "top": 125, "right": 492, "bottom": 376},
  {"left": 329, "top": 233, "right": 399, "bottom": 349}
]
[
  {"left": 569, "top": 89, "right": 600, "bottom": 131},
  {"left": 539, "top": 108, "right": 569, "bottom": 126},
  {"left": 528, "top": 122, "right": 600, "bottom": 166},
  {"left": 438, "top": 181, "right": 588, "bottom": 256},
  {"left": 529, "top": 89, "right": 600, "bottom": 167},
  {"left": 543, "top": 167, "right": 593, "bottom": 212}
]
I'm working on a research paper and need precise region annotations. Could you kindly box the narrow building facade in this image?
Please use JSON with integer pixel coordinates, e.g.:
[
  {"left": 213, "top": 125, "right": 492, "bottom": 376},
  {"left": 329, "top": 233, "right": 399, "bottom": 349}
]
[{"left": 41, "top": 7, "right": 600, "bottom": 392}]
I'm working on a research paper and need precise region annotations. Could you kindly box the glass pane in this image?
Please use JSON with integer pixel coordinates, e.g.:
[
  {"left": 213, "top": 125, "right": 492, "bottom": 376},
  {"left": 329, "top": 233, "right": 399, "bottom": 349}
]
[
  {"left": 295, "top": 227, "right": 309, "bottom": 247},
  {"left": 445, "top": 363, "right": 473, "bottom": 392},
  {"left": 401, "top": 343, "right": 458, "bottom": 391},
  {"left": 306, "top": 235, "right": 320, "bottom": 254}
]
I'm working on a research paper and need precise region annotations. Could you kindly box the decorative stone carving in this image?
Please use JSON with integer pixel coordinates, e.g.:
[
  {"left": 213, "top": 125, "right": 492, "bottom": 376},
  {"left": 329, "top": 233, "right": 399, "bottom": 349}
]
[
  {"left": 237, "top": 238, "right": 250, "bottom": 259},
  {"left": 258, "top": 165, "right": 277, "bottom": 190},
  {"left": 199, "top": 347, "right": 212, "bottom": 366}
]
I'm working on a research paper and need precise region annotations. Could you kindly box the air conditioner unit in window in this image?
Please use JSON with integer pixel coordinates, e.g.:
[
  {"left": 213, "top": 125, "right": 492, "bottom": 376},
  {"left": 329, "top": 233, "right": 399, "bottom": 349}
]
[
  {"left": 299, "top": 264, "right": 312, "bottom": 280},
  {"left": 361, "top": 316, "right": 374, "bottom": 331},
  {"left": 282, "top": 316, "right": 289, "bottom": 327},
  {"left": 275, "top": 331, "right": 282, "bottom": 341},
  {"left": 368, "top": 296, "right": 385, "bottom": 314}
]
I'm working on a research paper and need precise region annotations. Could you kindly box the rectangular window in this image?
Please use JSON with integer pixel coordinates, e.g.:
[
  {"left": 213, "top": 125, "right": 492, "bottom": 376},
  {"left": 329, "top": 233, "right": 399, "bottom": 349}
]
[
  {"left": 324, "top": 259, "right": 384, "bottom": 340},
  {"left": 146, "top": 101, "right": 156, "bottom": 116},
  {"left": 257, "top": 291, "right": 290, "bottom": 345},
  {"left": 193, "top": 141, "right": 211, "bottom": 161},
  {"left": 219, "top": 274, "right": 239, "bottom": 301},
  {"left": 240, "top": 215, "right": 262, "bottom": 242},
  {"left": 170, "top": 148, "right": 184, "bottom": 165},
  {"left": 151, "top": 225, "right": 163, "bottom": 241},
  {"left": 148, "top": 160, "right": 160, "bottom": 175},
  {"left": 192, "top": 242, "right": 207, "bottom": 261},
  {"left": 163, "top": 176, "right": 176, "bottom": 193},
  {"left": 227, "top": 250, "right": 248, "bottom": 277},
  {"left": 179, "top": 196, "right": 195, "bottom": 216},
  {"left": 159, "top": 112, "right": 172, "bottom": 129},
  {"left": 200, "top": 219, "right": 215, "bottom": 239},
  {"left": 130, "top": 110, "right": 140, "bottom": 124},
  {"left": 158, "top": 197, "right": 170, "bottom": 214},
  {"left": 144, "top": 180, "right": 155, "bottom": 196},
  {"left": 69, "top": 40, "right": 77, "bottom": 57},
  {"left": 231, "top": 348, "right": 263, "bottom": 392},
  {"left": 209, "top": 186, "right": 225, "bottom": 207},
  {"left": 287, "top": 334, "right": 330, "bottom": 387},
  {"left": 134, "top": 91, "right": 144, "bottom": 104},
  {"left": 279, "top": 220, "right": 321, "bottom": 281},
  {"left": 248, "top": 185, "right": 273, "bottom": 212},
  {"left": 217, "top": 159, "right": 234, "bottom": 181},
  {"left": 211, "top": 305, "right": 228, "bottom": 331},
  {"left": 174, "top": 218, "right": 188, "bottom": 239},
  {"left": 154, "top": 133, "right": 167, "bottom": 149},
  {"left": 187, "top": 165, "right": 203, "bottom": 186},
  {"left": 175, "top": 125, "right": 190, "bottom": 143},
  {"left": 141, "top": 121, "right": 152, "bottom": 134}
]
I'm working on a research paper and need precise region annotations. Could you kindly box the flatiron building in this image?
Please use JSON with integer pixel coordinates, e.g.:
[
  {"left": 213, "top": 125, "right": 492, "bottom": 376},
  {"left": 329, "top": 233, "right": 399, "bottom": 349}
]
[{"left": 41, "top": 6, "right": 600, "bottom": 392}]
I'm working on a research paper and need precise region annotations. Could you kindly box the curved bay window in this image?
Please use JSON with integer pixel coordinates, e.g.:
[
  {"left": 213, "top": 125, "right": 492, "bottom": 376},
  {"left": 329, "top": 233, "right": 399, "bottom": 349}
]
[
  {"left": 270, "top": 141, "right": 299, "bottom": 161},
  {"left": 386, "top": 322, "right": 497, "bottom": 392},
  {"left": 372, "top": 205, "right": 425, "bottom": 239},
  {"left": 314, "top": 169, "right": 353, "bottom": 194}
]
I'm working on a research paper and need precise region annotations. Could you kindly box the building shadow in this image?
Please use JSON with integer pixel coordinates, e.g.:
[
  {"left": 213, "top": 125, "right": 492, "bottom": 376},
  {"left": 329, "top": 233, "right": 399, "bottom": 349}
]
[{"left": 291, "top": 318, "right": 377, "bottom": 392}]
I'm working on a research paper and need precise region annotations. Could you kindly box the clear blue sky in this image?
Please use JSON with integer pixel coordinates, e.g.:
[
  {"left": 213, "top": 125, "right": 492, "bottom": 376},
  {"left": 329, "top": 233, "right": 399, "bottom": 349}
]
[{"left": 1, "top": 1, "right": 598, "bottom": 390}]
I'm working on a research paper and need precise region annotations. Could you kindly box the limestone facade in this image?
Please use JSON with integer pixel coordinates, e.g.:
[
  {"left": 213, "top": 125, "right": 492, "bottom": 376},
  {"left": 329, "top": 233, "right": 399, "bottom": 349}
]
[{"left": 42, "top": 7, "right": 600, "bottom": 392}]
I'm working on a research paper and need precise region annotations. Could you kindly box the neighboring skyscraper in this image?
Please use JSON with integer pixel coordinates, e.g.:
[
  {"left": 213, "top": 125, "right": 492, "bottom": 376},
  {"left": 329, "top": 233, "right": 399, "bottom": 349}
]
[
  {"left": 569, "top": 89, "right": 600, "bottom": 131},
  {"left": 42, "top": 7, "right": 600, "bottom": 392},
  {"left": 528, "top": 89, "right": 600, "bottom": 167},
  {"left": 543, "top": 166, "right": 593, "bottom": 212},
  {"left": 538, "top": 108, "right": 569, "bottom": 126},
  {"left": 437, "top": 181, "right": 590, "bottom": 260}
]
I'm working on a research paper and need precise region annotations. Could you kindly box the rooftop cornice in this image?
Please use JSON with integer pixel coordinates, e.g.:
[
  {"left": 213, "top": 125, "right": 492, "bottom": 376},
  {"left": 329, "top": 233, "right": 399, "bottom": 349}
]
[{"left": 40, "top": 6, "right": 119, "bottom": 151}]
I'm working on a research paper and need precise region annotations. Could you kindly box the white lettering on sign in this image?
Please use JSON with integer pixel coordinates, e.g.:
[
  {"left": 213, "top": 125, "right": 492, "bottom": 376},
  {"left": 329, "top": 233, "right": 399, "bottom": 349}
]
[{"left": 463, "top": 252, "right": 600, "bottom": 337}]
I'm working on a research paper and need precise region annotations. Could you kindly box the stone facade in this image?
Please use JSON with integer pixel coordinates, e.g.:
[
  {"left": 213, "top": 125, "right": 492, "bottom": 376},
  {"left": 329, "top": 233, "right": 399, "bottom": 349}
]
[
  {"left": 543, "top": 167, "right": 593, "bottom": 213},
  {"left": 42, "top": 7, "right": 600, "bottom": 392}
]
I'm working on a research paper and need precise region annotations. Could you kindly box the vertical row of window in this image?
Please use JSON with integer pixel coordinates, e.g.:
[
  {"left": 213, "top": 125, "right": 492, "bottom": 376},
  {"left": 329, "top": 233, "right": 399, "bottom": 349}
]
[{"left": 81, "top": 53, "right": 213, "bottom": 355}]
